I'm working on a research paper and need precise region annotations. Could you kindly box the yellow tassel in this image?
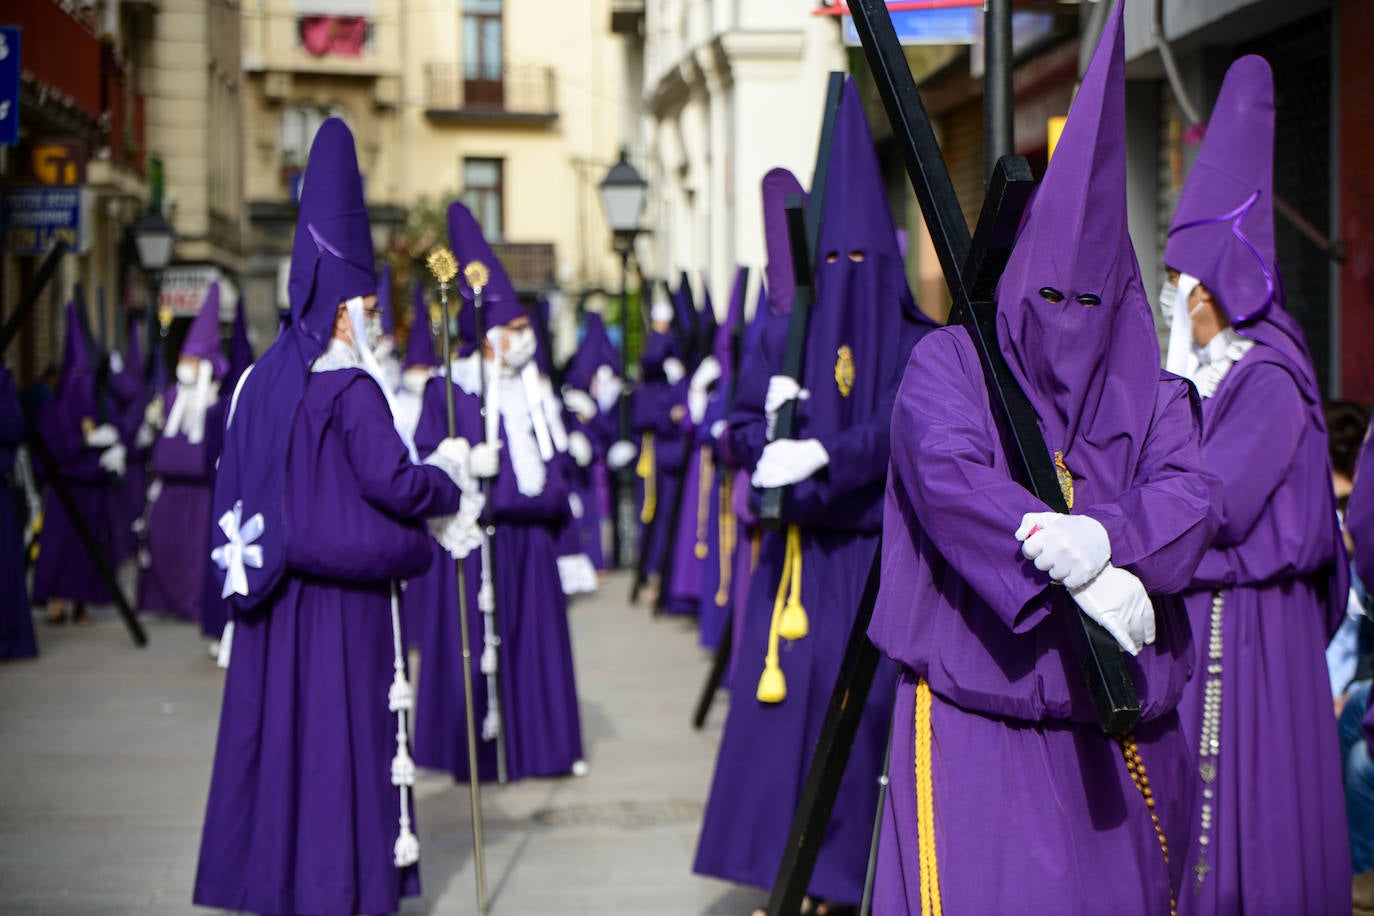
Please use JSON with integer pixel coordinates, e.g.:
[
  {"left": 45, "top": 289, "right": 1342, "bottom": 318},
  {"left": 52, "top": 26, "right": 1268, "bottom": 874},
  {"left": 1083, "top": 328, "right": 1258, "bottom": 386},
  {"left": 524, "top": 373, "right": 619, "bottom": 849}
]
[
  {"left": 694, "top": 445, "right": 713, "bottom": 560},
  {"left": 777, "top": 525, "right": 809, "bottom": 640},
  {"left": 750, "top": 529, "right": 760, "bottom": 573},
  {"left": 915, "top": 678, "right": 943, "bottom": 916},
  {"left": 636, "top": 432, "right": 656, "bottom": 524},
  {"left": 756, "top": 660, "right": 786, "bottom": 703},
  {"left": 757, "top": 530, "right": 797, "bottom": 704},
  {"left": 714, "top": 475, "right": 734, "bottom": 607}
]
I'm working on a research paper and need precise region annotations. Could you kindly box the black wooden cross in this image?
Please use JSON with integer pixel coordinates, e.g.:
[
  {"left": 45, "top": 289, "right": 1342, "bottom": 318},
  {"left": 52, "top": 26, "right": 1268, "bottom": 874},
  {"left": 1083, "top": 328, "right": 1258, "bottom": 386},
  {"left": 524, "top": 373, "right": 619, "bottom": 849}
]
[{"left": 765, "top": 3, "right": 1139, "bottom": 912}]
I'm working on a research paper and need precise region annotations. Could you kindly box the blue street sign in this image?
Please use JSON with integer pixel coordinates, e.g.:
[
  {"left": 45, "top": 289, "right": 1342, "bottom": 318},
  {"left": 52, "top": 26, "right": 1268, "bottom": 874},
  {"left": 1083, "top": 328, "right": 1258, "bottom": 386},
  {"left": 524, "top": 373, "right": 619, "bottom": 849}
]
[
  {"left": 2, "top": 186, "right": 86, "bottom": 256},
  {"left": 842, "top": 8, "right": 979, "bottom": 46},
  {"left": 0, "top": 27, "right": 19, "bottom": 147}
]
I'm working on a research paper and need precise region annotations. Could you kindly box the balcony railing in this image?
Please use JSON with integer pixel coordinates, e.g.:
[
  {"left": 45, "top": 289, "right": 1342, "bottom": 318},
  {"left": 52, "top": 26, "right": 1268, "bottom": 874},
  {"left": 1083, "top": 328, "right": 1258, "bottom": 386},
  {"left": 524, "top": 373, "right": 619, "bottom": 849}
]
[
  {"left": 12, "top": 1, "right": 147, "bottom": 178},
  {"left": 492, "top": 242, "right": 557, "bottom": 292},
  {"left": 423, "top": 63, "right": 558, "bottom": 124}
]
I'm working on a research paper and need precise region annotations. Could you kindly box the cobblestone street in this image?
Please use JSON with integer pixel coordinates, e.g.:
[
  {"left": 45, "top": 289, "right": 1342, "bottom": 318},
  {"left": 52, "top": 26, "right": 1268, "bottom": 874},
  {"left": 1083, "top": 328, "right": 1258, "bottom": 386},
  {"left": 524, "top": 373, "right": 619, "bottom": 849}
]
[{"left": 0, "top": 572, "right": 764, "bottom": 915}]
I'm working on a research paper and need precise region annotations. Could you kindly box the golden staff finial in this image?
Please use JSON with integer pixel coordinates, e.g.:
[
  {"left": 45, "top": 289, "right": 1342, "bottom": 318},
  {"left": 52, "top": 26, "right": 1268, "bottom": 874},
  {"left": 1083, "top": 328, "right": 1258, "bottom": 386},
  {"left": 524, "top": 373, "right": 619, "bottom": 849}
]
[
  {"left": 464, "top": 260, "right": 489, "bottom": 290},
  {"left": 426, "top": 247, "right": 458, "bottom": 285}
]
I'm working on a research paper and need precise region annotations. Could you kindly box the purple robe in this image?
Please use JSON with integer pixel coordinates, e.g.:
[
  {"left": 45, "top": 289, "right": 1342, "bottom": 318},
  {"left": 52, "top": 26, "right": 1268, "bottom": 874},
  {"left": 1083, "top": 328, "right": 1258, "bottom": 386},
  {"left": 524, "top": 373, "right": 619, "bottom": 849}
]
[
  {"left": 411, "top": 372, "right": 585, "bottom": 782},
  {"left": 138, "top": 386, "right": 225, "bottom": 622},
  {"left": 1350, "top": 431, "right": 1374, "bottom": 595},
  {"left": 1172, "top": 347, "right": 1349, "bottom": 914},
  {"left": 194, "top": 368, "right": 461, "bottom": 916},
  {"left": 0, "top": 367, "right": 36, "bottom": 659}
]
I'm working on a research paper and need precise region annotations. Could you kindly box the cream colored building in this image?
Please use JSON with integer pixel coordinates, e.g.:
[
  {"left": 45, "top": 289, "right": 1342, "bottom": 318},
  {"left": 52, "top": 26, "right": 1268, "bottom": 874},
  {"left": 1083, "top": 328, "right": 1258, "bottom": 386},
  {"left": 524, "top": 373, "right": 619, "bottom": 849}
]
[
  {"left": 615, "top": 0, "right": 847, "bottom": 312},
  {"left": 239, "top": 0, "right": 631, "bottom": 346}
]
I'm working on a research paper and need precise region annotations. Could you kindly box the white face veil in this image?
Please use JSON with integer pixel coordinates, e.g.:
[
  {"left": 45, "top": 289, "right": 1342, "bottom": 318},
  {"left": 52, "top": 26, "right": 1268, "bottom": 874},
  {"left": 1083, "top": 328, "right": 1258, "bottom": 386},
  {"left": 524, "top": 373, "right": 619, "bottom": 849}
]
[
  {"left": 345, "top": 296, "right": 419, "bottom": 463},
  {"left": 1163, "top": 273, "right": 1202, "bottom": 379},
  {"left": 164, "top": 358, "right": 218, "bottom": 445}
]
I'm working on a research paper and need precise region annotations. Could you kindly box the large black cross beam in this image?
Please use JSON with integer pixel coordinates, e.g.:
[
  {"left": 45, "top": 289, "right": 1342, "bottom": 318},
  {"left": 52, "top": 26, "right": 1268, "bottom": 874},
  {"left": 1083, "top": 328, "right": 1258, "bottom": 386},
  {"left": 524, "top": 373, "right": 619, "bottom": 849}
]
[
  {"left": 764, "top": 5, "right": 1140, "bottom": 912},
  {"left": 758, "top": 71, "right": 845, "bottom": 530},
  {"left": 1, "top": 242, "right": 148, "bottom": 648}
]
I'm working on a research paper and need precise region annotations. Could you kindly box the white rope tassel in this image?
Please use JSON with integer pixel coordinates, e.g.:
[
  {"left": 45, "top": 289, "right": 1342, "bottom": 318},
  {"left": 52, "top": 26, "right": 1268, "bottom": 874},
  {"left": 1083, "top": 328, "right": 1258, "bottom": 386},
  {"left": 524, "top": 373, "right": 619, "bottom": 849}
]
[
  {"left": 477, "top": 530, "right": 503, "bottom": 742},
  {"left": 386, "top": 581, "right": 420, "bottom": 868}
]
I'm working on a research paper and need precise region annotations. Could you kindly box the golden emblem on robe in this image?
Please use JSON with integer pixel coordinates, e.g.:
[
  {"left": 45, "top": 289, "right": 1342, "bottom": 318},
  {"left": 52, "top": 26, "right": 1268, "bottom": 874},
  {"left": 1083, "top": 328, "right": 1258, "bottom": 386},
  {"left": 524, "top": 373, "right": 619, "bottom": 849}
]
[
  {"left": 834, "top": 345, "right": 855, "bottom": 398},
  {"left": 1053, "top": 450, "right": 1074, "bottom": 509}
]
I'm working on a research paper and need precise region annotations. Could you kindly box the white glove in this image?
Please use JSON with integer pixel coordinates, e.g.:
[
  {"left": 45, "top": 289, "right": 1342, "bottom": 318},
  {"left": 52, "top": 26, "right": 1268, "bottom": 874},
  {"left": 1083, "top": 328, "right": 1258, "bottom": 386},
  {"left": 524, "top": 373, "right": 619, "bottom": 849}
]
[
  {"left": 1015, "top": 512, "right": 1111, "bottom": 590},
  {"left": 108, "top": 352, "right": 125, "bottom": 375},
  {"left": 144, "top": 396, "right": 165, "bottom": 431},
  {"left": 469, "top": 441, "right": 502, "bottom": 479},
  {"left": 135, "top": 422, "right": 157, "bottom": 449},
  {"left": 424, "top": 437, "right": 473, "bottom": 488},
  {"left": 688, "top": 388, "right": 709, "bottom": 426},
  {"left": 690, "top": 356, "right": 722, "bottom": 392},
  {"left": 1069, "top": 565, "right": 1156, "bottom": 656},
  {"left": 751, "top": 439, "right": 829, "bottom": 489},
  {"left": 764, "top": 375, "right": 809, "bottom": 439},
  {"left": 607, "top": 439, "right": 637, "bottom": 471},
  {"left": 427, "top": 490, "right": 486, "bottom": 560},
  {"left": 593, "top": 368, "right": 624, "bottom": 414},
  {"left": 85, "top": 423, "right": 121, "bottom": 448},
  {"left": 568, "top": 430, "right": 593, "bottom": 468},
  {"left": 563, "top": 388, "right": 597, "bottom": 420},
  {"left": 663, "top": 357, "right": 686, "bottom": 385},
  {"left": 98, "top": 443, "right": 127, "bottom": 478},
  {"left": 710, "top": 419, "right": 727, "bottom": 441}
]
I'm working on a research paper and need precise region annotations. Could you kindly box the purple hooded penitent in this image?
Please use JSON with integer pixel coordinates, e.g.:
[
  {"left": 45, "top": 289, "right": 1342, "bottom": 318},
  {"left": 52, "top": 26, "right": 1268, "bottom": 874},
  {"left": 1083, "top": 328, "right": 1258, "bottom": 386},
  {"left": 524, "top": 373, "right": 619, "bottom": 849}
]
[
  {"left": 140, "top": 282, "right": 229, "bottom": 624},
  {"left": 183, "top": 282, "right": 229, "bottom": 379},
  {"left": 1164, "top": 56, "right": 1350, "bottom": 916},
  {"left": 695, "top": 77, "right": 934, "bottom": 907},
  {"left": 197, "top": 118, "right": 460, "bottom": 916},
  {"left": 210, "top": 118, "right": 376, "bottom": 612},
  {"left": 867, "top": 3, "right": 1220, "bottom": 912},
  {"left": 449, "top": 201, "right": 523, "bottom": 346},
  {"left": 406, "top": 282, "right": 438, "bottom": 369},
  {"left": 30, "top": 303, "right": 118, "bottom": 607},
  {"left": 564, "top": 312, "right": 619, "bottom": 391}
]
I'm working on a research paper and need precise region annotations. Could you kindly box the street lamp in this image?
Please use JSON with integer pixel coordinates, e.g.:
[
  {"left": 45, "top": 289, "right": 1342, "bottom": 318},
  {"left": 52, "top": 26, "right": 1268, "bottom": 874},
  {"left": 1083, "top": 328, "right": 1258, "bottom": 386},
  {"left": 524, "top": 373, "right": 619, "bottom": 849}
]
[
  {"left": 130, "top": 205, "right": 176, "bottom": 384},
  {"left": 597, "top": 148, "right": 647, "bottom": 570}
]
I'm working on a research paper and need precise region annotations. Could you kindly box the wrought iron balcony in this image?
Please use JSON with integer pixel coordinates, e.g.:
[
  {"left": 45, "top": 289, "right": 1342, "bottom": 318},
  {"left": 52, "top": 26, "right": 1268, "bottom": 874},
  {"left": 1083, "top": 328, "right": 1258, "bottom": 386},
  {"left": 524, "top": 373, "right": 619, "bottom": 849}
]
[{"left": 423, "top": 63, "right": 558, "bottom": 125}]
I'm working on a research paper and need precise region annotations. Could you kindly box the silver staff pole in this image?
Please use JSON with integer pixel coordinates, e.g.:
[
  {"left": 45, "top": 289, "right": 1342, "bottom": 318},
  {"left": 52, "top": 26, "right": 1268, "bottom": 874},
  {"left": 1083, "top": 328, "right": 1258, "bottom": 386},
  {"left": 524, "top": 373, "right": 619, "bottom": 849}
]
[
  {"left": 425, "top": 248, "right": 488, "bottom": 915},
  {"left": 464, "top": 259, "right": 511, "bottom": 786}
]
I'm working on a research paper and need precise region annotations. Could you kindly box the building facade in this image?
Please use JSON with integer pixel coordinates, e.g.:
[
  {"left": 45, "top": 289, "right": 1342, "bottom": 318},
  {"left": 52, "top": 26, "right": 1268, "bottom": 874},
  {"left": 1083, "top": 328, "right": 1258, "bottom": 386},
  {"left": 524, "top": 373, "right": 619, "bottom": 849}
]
[
  {"left": 240, "top": 0, "right": 631, "bottom": 349},
  {"left": 616, "top": 0, "right": 847, "bottom": 315}
]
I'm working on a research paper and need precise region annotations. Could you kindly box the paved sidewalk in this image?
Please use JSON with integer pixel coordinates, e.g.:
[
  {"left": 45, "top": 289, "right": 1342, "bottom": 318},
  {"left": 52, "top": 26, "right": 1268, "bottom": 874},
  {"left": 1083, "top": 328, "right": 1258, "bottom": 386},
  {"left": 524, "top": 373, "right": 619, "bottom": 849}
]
[{"left": 0, "top": 572, "right": 765, "bottom": 915}]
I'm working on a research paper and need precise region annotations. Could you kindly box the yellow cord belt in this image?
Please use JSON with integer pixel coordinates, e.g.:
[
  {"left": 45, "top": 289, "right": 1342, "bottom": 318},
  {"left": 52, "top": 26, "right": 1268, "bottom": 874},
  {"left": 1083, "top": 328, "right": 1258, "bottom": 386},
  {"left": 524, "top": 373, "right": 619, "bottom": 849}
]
[
  {"left": 636, "top": 432, "right": 656, "bottom": 524},
  {"left": 695, "top": 445, "right": 713, "bottom": 560},
  {"left": 755, "top": 525, "right": 809, "bottom": 703},
  {"left": 914, "top": 678, "right": 943, "bottom": 916},
  {"left": 714, "top": 473, "right": 735, "bottom": 607}
]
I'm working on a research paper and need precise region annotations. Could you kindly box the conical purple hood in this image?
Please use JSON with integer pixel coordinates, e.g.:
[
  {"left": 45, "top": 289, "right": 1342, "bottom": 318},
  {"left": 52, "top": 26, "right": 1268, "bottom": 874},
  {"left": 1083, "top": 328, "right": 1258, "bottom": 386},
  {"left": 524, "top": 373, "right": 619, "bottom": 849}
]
[
  {"left": 225, "top": 297, "right": 254, "bottom": 392},
  {"left": 124, "top": 312, "right": 143, "bottom": 373},
  {"left": 565, "top": 311, "right": 620, "bottom": 390},
  {"left": 697, "top": 277, "right": 718, "bottom": 362},
  {"left": 182, "top": 282, "right": 229, "bottom": 378},
  {"left": 531, "top": 295, "right": 554, "bottom": 377},
  {"left": 287, "top": 117, "right": 376, "bottom": 351},
  {"left": 378, "top": 261, "right": 395, "bottom": 335},
  {"left": 448, "top": 201, "right": 523, "bottom": 343},
  {"left": 55, "top": 301, "right": 97, "bottom": 425},
  {"left": 713, "top": 266, "right": 748, "bottom": 377},
  {"left": 762, "top": 168, "right": 802, "bottom": 316},
  {"left": 406, "top": 282, "right": 438, "bottom": 368},
  {"left": 1163, "top": 55, "right": 1318, "bottom": 403},
  {"left": 993, "top": 0, "right": 1160, "bottom": 504}
]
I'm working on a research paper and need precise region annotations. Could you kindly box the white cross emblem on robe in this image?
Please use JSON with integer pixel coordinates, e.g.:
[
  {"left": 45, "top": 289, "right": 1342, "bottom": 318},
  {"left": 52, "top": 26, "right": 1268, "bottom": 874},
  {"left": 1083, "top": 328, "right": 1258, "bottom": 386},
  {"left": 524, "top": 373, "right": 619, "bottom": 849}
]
[{"left": 210, "top": 500, "right": 265, "bottom": 599}]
